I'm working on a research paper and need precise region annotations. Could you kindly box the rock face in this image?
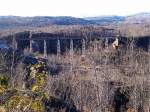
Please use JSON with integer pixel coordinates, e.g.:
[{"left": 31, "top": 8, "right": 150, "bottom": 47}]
[
  {"left": 0, "top": 106, "right": 6, "bottom": 112},
  {"left": 0, "top": 57, "right": 79, "bottom": 112},
  {"left": 0, "top": 58, "right": 48, "bottom": 112}
]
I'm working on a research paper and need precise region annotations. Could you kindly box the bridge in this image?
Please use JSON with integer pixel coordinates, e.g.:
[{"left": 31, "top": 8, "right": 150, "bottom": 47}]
[{"left": 11, "top": 31, "right": 118, "bottom": 58}]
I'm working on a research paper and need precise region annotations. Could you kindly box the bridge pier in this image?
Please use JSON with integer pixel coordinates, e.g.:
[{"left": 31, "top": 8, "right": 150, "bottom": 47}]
[
  {"left": 44, "top": 40, "right": 47, "bottom": 58},
  {"left": 12, "top": 35, "right": 17, "bottom": 50},
  {"left": 70, "top": 39, "right": 74, "bottom": 72},
  {"left": 29, "top": 32, "right": 33, "bottom": 53},
  {"left": 94, "top": 39, "right": 99, "bottom": 53},
  {"left": 82, "top": 39, "right": 86, "bottom": 56},
  {"left": 57, "top": 39, "right": 61, "bottom": 59}
]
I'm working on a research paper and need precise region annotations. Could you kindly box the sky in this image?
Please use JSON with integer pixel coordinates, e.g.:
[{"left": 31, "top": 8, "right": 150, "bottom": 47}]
[{"left": 0, "top": 0, "right": 150, "bottom": 17}]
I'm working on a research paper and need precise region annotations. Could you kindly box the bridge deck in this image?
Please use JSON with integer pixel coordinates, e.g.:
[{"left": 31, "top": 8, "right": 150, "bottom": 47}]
[{"left": 16, "top": 36, "right": 116, "bottom": 40}]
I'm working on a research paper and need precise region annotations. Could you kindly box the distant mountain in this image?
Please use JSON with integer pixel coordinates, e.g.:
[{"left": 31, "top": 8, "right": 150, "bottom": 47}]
[
  {"left": 124, "top": 12, "right": 150, "bottom": 24},
  {"left": 85, "top": 13, "right": 150, "bottom": 25},
  {"left": 0, "top": 16, "right": 96, "bottom": 29},
  {"left": 0, "top": 15, "right": 125, "bottom": 29},
  {"left": 84, "top": 16, "right": 125, "bottom": 24},
  {"left": 0, "top": 13, "right": 150, "bottom": 30}
]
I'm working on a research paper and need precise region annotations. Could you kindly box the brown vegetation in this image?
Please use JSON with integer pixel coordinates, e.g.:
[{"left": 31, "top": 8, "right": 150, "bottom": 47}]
[{"left": 0, "top": 25, "right": 150, "bottom": 112}]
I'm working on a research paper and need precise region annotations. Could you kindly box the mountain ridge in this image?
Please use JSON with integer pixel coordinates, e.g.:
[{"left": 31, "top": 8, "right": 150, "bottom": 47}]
[{"left": 0, "top": 12, "right": 150, "bottom": 29}]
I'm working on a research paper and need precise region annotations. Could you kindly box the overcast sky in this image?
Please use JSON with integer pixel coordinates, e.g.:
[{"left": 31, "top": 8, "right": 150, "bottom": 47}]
[{"left": 0, "top": 0, "right": 150, "bottom": 17}]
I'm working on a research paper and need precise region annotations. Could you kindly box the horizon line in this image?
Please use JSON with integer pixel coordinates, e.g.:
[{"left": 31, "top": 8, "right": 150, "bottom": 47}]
[{"left": 0, "top": 12, "right": 150, "bottom": 18}]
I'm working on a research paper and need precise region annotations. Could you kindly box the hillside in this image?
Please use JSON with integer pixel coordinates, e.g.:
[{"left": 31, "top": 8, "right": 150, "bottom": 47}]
[
  {"left": 84, "top": 16, "right": 125, "bottom": 24},
  {"left": 0, "top": 16, "right": 96, "bottom": 29},
  {"left": 1, "top": 13, "right": 150, "bottom": 38},
  {"left": 0, "top": 13, "right": 150, "bottom": 30},
  {"left": 0, "top": 13, "right": 150, "bottom": 112},
  {"left": 124, "top": 12, "right": 150, "bottom": 24}
]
